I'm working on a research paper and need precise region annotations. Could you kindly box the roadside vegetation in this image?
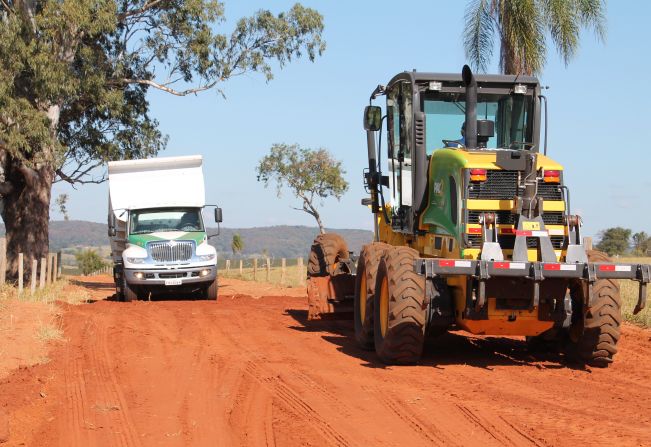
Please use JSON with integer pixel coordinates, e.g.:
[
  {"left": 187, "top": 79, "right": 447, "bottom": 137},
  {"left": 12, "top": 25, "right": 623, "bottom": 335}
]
[
  {"left": 619, "top": 257, "right": 651, "bottom": 328},
  {"left": 219, "top": 260, "right": 306, "bottom": 288}
]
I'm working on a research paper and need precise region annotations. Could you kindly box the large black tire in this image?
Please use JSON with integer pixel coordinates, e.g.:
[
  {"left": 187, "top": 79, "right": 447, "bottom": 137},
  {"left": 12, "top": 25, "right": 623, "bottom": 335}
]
[
  {"left": 373, "top": 247, "right": 427, "bottom": 364},
  {"left": 204, "top": 278, "right": 218, "bottom": 300},
  {"left": 354, "top": 242, "right": 391, "bottom": 350},
  {"left": 123, "top": 277, "right": 138, "bottom": 302},
  {"left": 569, "top": 250, "right": 622, "bottom": 367},
  {"left": 307, "top": 233, "right": 349, "bottom": 277}
]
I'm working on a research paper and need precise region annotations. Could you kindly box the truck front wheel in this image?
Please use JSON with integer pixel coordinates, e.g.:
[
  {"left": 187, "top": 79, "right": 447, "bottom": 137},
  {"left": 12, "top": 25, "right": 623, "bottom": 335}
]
[
  {"left": 123, "top": 277, "right": 139, "bottom": 302},
  {"left": 204, "top": 278, "right": 218, "bottom": 300}
]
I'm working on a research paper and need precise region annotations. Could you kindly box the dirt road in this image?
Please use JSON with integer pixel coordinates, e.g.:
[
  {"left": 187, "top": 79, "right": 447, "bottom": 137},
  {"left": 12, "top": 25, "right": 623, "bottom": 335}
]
[{"left": 1, "top": 275, "right": 650, "bottom": 446}]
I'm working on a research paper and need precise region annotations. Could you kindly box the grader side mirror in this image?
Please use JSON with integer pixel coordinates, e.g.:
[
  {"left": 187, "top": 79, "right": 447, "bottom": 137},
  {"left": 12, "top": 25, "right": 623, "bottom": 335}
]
[
  {"left": 363, "top": 106, "right": 382, "bottom": 131},
  {"left": 214, "top": 207, "right": 223, "bottom": 223}
]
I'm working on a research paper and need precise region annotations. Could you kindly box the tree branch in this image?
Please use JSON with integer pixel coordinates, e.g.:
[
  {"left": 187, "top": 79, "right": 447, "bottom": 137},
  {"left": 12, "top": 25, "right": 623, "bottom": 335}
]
[
  {"left": 117, "top": 0, "right": 165, "bottom": 22},
  {"left": 17, "top": 165, "right": 38, "bottom": 187},
  {"left": 116, "top": 78, "right": 219, "bottom": 96}
]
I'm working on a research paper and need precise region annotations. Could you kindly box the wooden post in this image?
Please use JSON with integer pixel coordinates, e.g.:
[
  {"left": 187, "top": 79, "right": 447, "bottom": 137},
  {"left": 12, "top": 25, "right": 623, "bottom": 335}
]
[
  {"left": 266, "top": 258, "right": 271, "bottom": 282},
  {"left": 297, "top": 257, "right": 305, "bottom": 285},
  {"left": 48, "top": 254, "right": 55, "bottom": 284},
  {"left": 39, "top": 257, "right": 46, "bottom": 290},
  {"left": 0, "top": 237, "right": 6, "bottom": 285},
  {"left": 583, "top": 236, "right": 593, "bottom": 251},
  {"left": 57, "top": 252, "right": 62, "bottom": 278},
  {"left": 239, "top": 259, "right": 243, "bottom": 276},
  {"left": 226, "top": 259, "right": 230, "bottom": 273},
  {"left": 253, "top": 258, "right": 258, "bottom": 281},
  {"left": 17, "top": 253, "right": 23, "bottom": 294},
  {"left": 281, "top": 258, "right": 286, "bottom": 286},
  {"left": 52, "top": 253, "right": 58, "bottom": 283},
  {"left": 31, "top": 259, "right": 37, "bottom": 296}
]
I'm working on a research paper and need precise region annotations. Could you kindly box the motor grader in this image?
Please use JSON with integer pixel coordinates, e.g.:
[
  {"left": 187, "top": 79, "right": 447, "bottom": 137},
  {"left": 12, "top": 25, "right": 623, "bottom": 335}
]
[{"left": 306, "top": 65, "right": 650, "bottom": 367}]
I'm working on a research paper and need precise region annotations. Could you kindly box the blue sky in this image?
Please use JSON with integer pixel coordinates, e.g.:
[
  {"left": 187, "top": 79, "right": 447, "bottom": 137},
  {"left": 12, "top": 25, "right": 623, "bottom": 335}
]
[{"left": 51, "top": 1, "right": 651, "bottom": 238}]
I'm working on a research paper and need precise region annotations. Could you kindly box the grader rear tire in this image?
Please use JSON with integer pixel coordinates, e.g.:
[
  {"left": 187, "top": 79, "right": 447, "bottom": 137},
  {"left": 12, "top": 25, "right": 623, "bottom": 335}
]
[
  {"left": 569, "top": 250, "right": 622, "bottom": 367},
  {"left": 373, "top": 247, "right": 427, "bottom": 364},
  {"left": 354, "top": 242, "right": 391, "bottom": 350},
  {"left": 307, "top": 233, "right": 349, "bottom": 277}
]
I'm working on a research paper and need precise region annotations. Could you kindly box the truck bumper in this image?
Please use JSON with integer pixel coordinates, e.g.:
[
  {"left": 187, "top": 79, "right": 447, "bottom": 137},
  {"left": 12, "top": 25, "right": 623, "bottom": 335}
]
[
  {"left": 124, "top": 266, "right": 217, "bottom": 286},
  {"left": 414, "top": 259, "right": 650, "bottom": 314}
]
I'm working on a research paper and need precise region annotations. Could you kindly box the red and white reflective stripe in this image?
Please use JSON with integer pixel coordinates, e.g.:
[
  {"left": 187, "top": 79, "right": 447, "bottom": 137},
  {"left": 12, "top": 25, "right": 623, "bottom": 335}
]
[
  {"left": 515, "top": 230, "right": 549, "bottom": 237},
  {"left": 544, "top": 263, "right": 577, "bottom": 271},
  {"left": 493, "top": 262, "right": 526, "bottom": 270},
  {"left": 467, "top": 227, "right": 482, "bottom": 234},
  {"left": 438, "top": 260, "right": 472, "bottom": 268},
  {"left": 598, "top": 264, "right": 631, "bottom": 272},
  {"left": 548, "top": 229, "right": 565, "bottom": 236}
]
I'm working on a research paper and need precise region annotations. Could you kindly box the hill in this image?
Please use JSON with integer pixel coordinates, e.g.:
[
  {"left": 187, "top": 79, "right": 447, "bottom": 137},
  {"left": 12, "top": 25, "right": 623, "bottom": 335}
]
[{"left": 0, "top": 221, "right": 373, "bottom": 259}]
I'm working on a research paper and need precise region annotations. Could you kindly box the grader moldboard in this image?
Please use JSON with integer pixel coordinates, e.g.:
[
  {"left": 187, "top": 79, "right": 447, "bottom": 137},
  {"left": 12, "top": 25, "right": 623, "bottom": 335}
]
[{"left": 306, "top": 65, "right": 650, "bottom": 367}]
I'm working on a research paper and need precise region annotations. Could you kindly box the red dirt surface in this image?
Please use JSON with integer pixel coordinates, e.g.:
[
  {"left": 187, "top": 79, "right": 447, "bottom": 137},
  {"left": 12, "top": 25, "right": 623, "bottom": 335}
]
[{"left": 1, "top": 274, "right": 650, "bottom": 446}]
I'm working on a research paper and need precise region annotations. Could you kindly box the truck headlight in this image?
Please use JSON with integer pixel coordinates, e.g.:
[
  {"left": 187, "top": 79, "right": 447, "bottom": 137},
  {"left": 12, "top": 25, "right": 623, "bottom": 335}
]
[
  {"left": 198, "top": 254, "right": 215, "bottom": 261},
  {"left": 127, "top": 257, "right": 146, "bottom": 264}
]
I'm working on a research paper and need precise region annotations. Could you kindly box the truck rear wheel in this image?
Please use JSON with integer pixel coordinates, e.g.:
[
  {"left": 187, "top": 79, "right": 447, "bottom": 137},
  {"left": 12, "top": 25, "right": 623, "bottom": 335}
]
[
  {"left": 569, "top": 250, "right": 622, "bottom": 367},
  {"left": 307, "top": 233, "right": 349, "bottom": 277},
  {"left": 204, "top": 278, "right": 218, "bottom": 300},
  {"left": 123, "top": 277, "right": 138, "bottom": 302},
  {"left": 354, "top": 242, "right": 390, "bottom": 350},
  {"left": 373, "top": 247, "right": 426, "bottom": 364}
]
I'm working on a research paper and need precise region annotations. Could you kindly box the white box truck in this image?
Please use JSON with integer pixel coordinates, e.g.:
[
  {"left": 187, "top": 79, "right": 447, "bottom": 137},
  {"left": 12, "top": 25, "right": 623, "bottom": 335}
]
[{"left": 107, "top": 155, "right": 222, "bottom": 301}]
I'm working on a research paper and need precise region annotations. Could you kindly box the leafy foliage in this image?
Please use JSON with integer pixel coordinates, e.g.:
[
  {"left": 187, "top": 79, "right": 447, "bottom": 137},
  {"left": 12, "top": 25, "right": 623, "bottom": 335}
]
[
  {"left": 596, "top": 227, "right": 632, "bottom": 256},
  {"left": 632, "top": 232, "right": 650, "bottom": 256},
  {"left": 231, "top": 233, "right": 244, "bottom": 255},
  {"left": 463, "top": 0, "right": 606, "bottom": 75},
  {"left": 75, "top": 249, "right": 106, "bottom": 275},
  {"left": 256, "top": 144, "right": 349, "bottom": 234},
  {"left": 55, "top": 194, "right": 69, "bottom": 221}
]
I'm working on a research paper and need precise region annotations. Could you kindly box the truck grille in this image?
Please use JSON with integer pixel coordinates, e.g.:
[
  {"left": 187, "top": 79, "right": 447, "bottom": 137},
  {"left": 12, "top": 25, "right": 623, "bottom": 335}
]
[
  {"left": 149, "top": 241, "right": 193, "bottom": 262},
  {"left": 467, "top": 170, "right": 563, "bottom": 201},
  {"left": 468, "top": 211, "right": 565, "bottom": 225}
]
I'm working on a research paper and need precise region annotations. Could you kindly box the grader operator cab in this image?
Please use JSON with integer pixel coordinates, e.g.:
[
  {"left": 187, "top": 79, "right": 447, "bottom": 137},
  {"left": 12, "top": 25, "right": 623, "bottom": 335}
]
[{"left": 306, "top": 65, "right": 650, "bottom": 367}]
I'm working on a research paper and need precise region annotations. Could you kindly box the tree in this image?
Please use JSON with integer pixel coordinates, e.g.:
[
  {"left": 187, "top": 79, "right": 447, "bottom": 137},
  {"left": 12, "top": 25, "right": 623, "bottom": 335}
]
[
  {"left": 463, "top": 0, "right": 606, "bottom": 75},
  {"left": 231, "top": 233, "right": 244, "bottom": 256},
  {"left": 256, "top": 144, "right": 349, "bottom": 234},
  {"left": 596, "top": 227, "right": 631, "bottom": 256},
  {"left": 55, "top": 194, "right": 69, "bottom": 221},
  {"left": 632, "top": 231, "right": 650, "bottom": 256},
  {"left": 0, "top": 1, "right": 325, "bottom": 281},
  {"left": 75, "top": 249, "right": 106, "bottom": 276}
]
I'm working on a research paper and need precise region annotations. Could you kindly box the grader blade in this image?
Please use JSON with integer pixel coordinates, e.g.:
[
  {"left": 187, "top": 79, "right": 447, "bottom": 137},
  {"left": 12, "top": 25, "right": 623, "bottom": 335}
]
[{"left": 307, "top": 274, "right": 355, "bottom": 320}]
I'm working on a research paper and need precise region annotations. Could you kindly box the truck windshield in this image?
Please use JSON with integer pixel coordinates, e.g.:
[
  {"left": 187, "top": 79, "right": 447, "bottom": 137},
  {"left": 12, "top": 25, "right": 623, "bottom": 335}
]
[
  {"left": 423, "top": 92, "right": 534, "bottom": 153},
  {"left": 129, "top": 208, "right": 204, "bottom": 234}
]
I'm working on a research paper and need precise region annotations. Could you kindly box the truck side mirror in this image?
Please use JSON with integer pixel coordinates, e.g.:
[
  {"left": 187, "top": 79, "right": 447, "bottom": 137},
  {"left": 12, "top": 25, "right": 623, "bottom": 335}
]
[
  {"left": 214, "top": 207, "right": 223, "bottom": 223},
  {"left": 363, "top": 105, "right": 382, "bottom": 131}
]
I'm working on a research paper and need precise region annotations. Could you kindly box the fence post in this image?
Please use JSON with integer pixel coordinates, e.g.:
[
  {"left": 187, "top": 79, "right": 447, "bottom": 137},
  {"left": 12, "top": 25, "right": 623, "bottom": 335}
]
[
  {"left": 297, "top": 257, "right": 305, "bottom": 285},
  {"left": 281, "top": 258, "right": 286, "bottom": 286},
  {"left": 0, "top": 237, "right": 6, "bottom": 285},
  {"left": 18, "top": 253, "right": 23, "bottom": 294},
  {"left": 266, "top": 258, "right": 271, "bottom": 282},
  {"left": 239, "top": 259, "right": 243, "bottom": 276},
  {"left": 39, "top": 257, "right": 47, "bottom": 290},
  {"left": 31, "top": 259, "right": 37, "bottom": 296},
  {"left": 52, "top": 253, "right": 58, "bottom": 283},
  {"left": 253, "top": 258, "right": 258, "bottom": 281},
  {"left": 583, "top": 236, "right": 593, "bottom": 251},
  {"left": 57, "top": 252, "right": 62, "bottom": 279},
  {"left": 48, "top": 254, "right": 55, "bottom": 284},
  {"left": 226, "top": 259, "right": 230, "bottom": 273}
]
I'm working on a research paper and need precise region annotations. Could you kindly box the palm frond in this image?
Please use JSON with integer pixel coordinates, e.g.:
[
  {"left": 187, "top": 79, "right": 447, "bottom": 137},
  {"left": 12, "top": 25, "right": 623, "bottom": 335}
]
[
  {"left": 463, "top": 0, "right": 495, "bottom": 73},
  {"left": 544, "top": 0, "right": 580, "bottom": 65},
  {"left": 576, "top": 0, "right": 606, "bottom": 41},
  {"left": 501, "top": 0, "right": 546, "bottom": 74}
]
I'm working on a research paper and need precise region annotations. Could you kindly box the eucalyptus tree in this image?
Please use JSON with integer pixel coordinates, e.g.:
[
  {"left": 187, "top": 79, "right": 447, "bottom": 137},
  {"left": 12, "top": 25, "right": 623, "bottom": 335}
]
[
  {"left": 0, "top": 1, "right": 325, "bottom": 280},
  {"left": 464, "top": 0, "right": 606, "bottom": 75}
]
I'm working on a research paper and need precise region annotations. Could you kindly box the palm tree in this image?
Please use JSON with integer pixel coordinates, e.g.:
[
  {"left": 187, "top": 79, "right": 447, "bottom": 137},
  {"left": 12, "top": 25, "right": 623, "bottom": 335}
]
[
  {"left": 464, "top": 0, "right": 606, "bottom": 75},
  {"left": 231, "top": 234, "right": 244, "bottom": 257}
]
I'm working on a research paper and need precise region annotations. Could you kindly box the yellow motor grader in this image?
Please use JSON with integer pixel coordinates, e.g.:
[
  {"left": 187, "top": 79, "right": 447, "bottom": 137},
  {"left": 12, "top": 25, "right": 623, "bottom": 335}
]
[{"left": 306, "top": 66, "right": 649, "bottom": 367}]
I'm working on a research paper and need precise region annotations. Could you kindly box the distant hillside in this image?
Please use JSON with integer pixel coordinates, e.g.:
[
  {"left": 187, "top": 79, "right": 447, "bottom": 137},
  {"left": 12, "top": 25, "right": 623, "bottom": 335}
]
[{"left": 0, "top": 221, "right": 373, "bottom": 258}]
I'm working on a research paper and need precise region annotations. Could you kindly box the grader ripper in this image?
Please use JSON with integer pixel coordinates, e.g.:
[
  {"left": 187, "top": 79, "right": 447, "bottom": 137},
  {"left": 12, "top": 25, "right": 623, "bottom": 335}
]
[{"left": 306, "top": 65, "right": 650, "bottom": 367}]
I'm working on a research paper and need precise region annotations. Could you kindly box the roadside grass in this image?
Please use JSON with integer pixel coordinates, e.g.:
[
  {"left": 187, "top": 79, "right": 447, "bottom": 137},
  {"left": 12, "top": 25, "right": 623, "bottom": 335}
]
[
  {"left": 0, "top": 278, "right": 90, "bottom": 305},
  {"left": 35, "top": 318, "right": 64, "bottom": 342},
  {"left": 618, "top": 257, "right": 651, "bottom": 328},
  {"left": 220, "top": 264, "right": 306, "bottom": 288}
]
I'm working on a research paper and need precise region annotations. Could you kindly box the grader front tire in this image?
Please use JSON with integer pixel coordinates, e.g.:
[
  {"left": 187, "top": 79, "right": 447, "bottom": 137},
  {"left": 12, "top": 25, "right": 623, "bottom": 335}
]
[
  {"left": 373, "top": 247, "right": 427, "bottom": 364},
  {"left": 354, "top": 242, "right": 391, "bottom": 350}
]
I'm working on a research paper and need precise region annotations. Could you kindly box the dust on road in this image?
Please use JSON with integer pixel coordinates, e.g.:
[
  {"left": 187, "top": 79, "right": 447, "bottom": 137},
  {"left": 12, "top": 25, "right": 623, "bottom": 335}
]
[{"left": 1, "top": 275, "right": 650, "bottom": 446}]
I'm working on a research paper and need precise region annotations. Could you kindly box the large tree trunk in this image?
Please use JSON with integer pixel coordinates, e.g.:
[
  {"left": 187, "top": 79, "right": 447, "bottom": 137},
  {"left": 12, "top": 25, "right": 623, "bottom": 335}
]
[{"left": 1, "top": 163, "right": 54, "bottom": 282}]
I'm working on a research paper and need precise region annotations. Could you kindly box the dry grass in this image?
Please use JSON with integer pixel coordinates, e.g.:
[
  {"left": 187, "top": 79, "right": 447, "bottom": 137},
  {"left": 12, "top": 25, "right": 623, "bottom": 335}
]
[
  {"left": 220, "top": 264, "right": 307, "bottom": 288},
  {"left": 618, "top": 257, "right": 651, "bottom": 328},
  {"left": 0, "top": 278, "right": 90, "bottom": 305},
  {"left": 35, "top": 320, "right": 64, "bottom": 342}
]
